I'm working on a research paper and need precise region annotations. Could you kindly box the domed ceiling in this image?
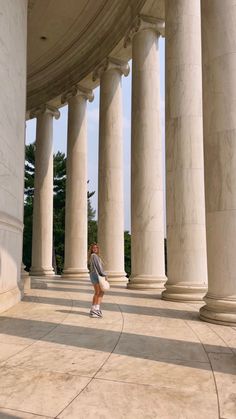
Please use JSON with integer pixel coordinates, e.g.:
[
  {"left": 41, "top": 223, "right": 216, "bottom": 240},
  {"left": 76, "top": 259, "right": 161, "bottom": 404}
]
[{"left": 27, "top": 0, "right": 164, "bottom": 110}]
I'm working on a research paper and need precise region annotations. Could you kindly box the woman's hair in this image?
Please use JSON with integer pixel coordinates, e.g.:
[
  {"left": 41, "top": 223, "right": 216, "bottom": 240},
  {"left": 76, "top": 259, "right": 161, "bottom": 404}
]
[{"left": 88, "top": 242, "right": 100, "bottom": 263}]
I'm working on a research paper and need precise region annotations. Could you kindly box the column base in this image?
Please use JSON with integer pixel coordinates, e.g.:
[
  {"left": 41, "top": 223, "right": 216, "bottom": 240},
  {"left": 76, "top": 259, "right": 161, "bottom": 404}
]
[
  {"left": 21, "top": 264, "right": 29, "bottom": 278},
  {"left": 162, "top": 283, "right": 207, "bottom": 302},
  {"left": 23, "top": 276, "right": 31, "bottom": 290},
  {"left": 106, "top": 271, "right": 128, "bottom": 285},
  {"left": 30, "top": 268, "right": 55, "bottom": 277},
  {"left": 0, "top": 287, "right": 21, "bottom": 314},
  {"left": 127, "top": 275, "right": 166, "bottom": 290},
  {"left": 62, "top": 268, "right": 89, "bottom": 280},
  {"left": 199, "top": 294, "right": 236, "bottom": 326},
  {"left": 21, "top": 270, "right": 29, "bottom": 278},
  {"left": 21, "top": 264, "right": 30, "bottom": 291}
]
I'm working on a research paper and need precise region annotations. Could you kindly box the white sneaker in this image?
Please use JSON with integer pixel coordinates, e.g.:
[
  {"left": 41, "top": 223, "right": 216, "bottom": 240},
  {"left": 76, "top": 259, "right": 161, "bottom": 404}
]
[{"left": 89, "top": 309, "right": 102, "bottom": 318}]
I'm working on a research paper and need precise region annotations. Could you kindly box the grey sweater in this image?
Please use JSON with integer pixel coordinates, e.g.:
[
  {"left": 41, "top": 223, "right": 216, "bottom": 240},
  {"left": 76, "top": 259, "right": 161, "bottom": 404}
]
[{"left": 89, "top": 253, "right": 106, "bottom": 277}]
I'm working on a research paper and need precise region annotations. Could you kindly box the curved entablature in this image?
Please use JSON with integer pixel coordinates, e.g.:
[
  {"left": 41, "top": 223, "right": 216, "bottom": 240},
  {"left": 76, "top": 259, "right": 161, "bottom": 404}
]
[{"left": 26, "top": 0, "right": 164, "bottom": 111}]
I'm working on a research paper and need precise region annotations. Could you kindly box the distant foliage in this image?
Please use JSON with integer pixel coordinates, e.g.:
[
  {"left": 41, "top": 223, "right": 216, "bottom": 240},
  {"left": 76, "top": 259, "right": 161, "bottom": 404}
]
[
  {"left": 23, "top": 143, "right": 133, "bottom": 276},
  {"left": 53, "top": 151, "right": 66, "bottom": 273},
  {"left": 164, "top": 238, "right": 167, "bottom": 276},
  {"left": 23, "top": 143, "right": 96, "bottom": 274},
  {"left": 124, "top": 231, "right": 131, "bottom": 277},
  {"left": 88, "top": 220, "right": 97, "bottom": 245},
  {"left": 23, "top": 143, "right": 35, "bottom": 270}
]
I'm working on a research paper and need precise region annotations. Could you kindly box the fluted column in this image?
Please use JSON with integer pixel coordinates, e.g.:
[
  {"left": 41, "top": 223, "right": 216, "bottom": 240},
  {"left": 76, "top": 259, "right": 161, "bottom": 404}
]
[
  {"left": 200, "top": 0, "right": 236, "bottom": 325},
  {"left": 162, "top": 0, "right": 208, "bottom": 302},
  {"left": 126, "top": 16, "right": 166, "bottom": 290},
  {"left": 62, "top": 86, "right": 93, "bottom": 279},
  {"left": 94, "top": 57, "right": 129, "bottom": 284},
  {"left": 30, "top": 105, "right": 60, "bottom": 276}
]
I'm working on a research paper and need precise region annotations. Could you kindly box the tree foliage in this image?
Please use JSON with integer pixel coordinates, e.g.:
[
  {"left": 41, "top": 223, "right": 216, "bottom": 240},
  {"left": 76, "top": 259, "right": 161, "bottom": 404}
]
[
  {"left": 23, "top": 143, "right": 97, "bottom": 273},
  {"left": 23, "top": 143, "right": 133, "bottom": 277},
  {"left": 23, "top": 143, "right": 35, "bottom": 270},
  {"left": 53, "top": 151, "right": 66, "bottom": 273},
  {"left": 124, "top": 231, "right": 131, "bottom": 277}
]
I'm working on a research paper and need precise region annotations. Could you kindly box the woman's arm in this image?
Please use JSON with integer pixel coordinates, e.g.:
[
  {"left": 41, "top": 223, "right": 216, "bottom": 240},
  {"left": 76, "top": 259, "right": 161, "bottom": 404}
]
[{"left": 91, "top": 253, "right": 106, "bottom": 276}]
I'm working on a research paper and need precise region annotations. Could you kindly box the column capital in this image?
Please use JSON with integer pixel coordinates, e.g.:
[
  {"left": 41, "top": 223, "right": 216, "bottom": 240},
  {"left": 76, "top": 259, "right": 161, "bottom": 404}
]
[
  {"left": 30, "top": 104, "right": 60, "bottom": 120},
  {"left": 124, "top": 15, "right": 165, "bottom": 47},
  {"left": 93, "top": 57, "right": 130, "bottom": 81},
  {"left": 61, "top": 84, "right": 94, "bottom": 105}
]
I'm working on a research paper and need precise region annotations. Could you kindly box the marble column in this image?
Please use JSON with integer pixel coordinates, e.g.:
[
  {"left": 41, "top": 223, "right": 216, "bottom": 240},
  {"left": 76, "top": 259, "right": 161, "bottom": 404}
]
[
  {"left": 93, "top": 57, "right": 129, "bottom": 284},
  {"left": 30, "top": 105, "right": 60, "bottom": 277},
  {"left": 162, "top": 0, "right": 208, "bottom": 302},
  {"left": 200, "top": 0, "right": 236, "bottom": 325},
  {"left": 0, "top": 0, "right": 27, "bottom": 313},
  {"left": 126, "top": 16, "right": 166, "bottom": 289},
  {"left": 62, "top": 86, "right": 93, "bottom": 279}
]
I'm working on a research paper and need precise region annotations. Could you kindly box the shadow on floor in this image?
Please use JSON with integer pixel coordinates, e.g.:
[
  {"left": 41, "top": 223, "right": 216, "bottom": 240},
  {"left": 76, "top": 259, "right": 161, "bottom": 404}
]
[
  {"left": 22, "top": 294, "right": 199, "bottom": 321},
  {"left": 0, "top": 412, "right": 26, "bottom": 419},
  {"left": 46, "top": 285, "right": 161, "bottom": 300},
  {"left": 45, "top": 280, "right": 127, "bottom": 289},
  {"left": 0, "top": 316, "right": 235, "bottom": 374}
]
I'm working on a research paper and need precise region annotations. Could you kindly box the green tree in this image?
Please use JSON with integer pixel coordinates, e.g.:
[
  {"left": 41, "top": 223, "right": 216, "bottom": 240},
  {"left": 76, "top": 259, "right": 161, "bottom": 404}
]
[
  {"left": 24, "top": 143, "right": 35, "bottom": 197},
  {"left": 23, "top": 143, "right": 35, "bottom": 270},
  {"left": 88, "top": 220, "right": 97, "bottom": 245},
  {"left": 164, "top": 238, "right": 167, "bottom": 276},
  {"left": 88, "top": 185, "right": 96, "bottom": 221},
  {"left": 23, "top": 143, "right": 96, "bottom": 273},
  {"left": 124, "top": 231, "right": 131, "bottom": 277},
  {"left": 53, "top": 151, "right": 66, "bottom": 273}
]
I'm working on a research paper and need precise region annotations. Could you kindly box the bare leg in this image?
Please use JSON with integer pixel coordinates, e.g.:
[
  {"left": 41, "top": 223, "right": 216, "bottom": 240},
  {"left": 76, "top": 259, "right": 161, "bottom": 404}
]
[{"left": 92, "top": 283, "right": 104, "bottom": 306}]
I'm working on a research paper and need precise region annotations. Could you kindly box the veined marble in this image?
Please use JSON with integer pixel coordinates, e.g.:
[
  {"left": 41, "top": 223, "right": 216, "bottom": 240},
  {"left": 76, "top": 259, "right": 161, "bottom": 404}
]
[
  {"left": 163, "top": 0, "right": 208, "bottom": 302},
  {"left": 96, "top": 59, "right": 128, "bottom": 284},
  {"left": 30, "top": 106, "right": 59, "bottom": 277},
  {"left": 62, "top": 87, "right": 93, "bottom": 279},
  {"left": 200, "top": 0, "right": 236, "bottom": 325},
  {"left": 128, "top": 17, "right": 166, "bottom": 290},
  {"left": 0, "top": 0, "right": 27, "bottom": 312}
]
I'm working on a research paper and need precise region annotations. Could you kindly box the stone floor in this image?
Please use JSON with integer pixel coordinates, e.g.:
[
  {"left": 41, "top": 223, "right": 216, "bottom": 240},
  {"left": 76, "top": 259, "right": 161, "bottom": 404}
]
[{"left": 0, "top": 279, "right": 236, "bottom": 419}]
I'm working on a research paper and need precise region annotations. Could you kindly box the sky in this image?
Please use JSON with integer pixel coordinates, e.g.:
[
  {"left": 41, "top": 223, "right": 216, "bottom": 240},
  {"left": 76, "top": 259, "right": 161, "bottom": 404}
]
[{"left": 26, "top": 38, "right": 165, "bottom": 232}]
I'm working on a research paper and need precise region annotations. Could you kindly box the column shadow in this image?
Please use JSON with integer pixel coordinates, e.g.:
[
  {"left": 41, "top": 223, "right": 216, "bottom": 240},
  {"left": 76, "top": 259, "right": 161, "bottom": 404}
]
[
  {"left": 23, "top": 294, "right": 199, "bottom": 321},
  {"left": 0, "top": 411, "right": 24, "bottom": 419},
  {"left": 45, "top": 285, "right": 160, "bottom": 300},
  {"left": 0, "top": 316, "right": 235, "bottom": 374}
]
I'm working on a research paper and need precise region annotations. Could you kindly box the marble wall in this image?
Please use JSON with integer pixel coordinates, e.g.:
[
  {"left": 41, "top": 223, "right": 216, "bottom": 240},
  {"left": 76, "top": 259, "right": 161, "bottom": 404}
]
[{"left": 0, "top": 0, "right": 28, "bottom": 312}]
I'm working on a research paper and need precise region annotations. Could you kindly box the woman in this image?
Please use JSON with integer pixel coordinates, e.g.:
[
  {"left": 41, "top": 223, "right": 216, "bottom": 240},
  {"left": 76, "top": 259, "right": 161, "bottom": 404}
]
[{"left": 88, "top": 243, "right": 107, "bottom": 318}]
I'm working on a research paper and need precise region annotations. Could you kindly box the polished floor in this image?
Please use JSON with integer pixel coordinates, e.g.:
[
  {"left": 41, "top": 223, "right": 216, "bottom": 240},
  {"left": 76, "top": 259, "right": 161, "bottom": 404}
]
[{"left": 0, "top": 278, "right": 235, "bottom": 419}]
